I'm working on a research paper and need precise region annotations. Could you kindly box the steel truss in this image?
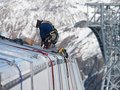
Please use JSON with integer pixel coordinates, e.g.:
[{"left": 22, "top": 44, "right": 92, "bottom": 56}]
[{"left": 86, "top": 3, "right": 120, "bottom": 90}]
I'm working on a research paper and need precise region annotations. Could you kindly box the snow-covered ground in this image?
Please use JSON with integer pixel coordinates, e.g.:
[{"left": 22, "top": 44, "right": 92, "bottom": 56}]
[{"left": 0, "top": 0, "right": 107, "bottom": 61}]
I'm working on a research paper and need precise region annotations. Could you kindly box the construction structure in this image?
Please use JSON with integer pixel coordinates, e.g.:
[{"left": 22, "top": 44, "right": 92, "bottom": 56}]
[
  {"left": 86, "top": 3, "right": 120, "bottom": 90},
  {"left": 0, "top": 38, "right": 85, "bottom": 90}
]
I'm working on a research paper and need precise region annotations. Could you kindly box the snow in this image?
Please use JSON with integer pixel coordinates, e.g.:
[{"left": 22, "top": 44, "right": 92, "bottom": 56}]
[
  {"left": 0, "top": 0, "right": 110, "bottom": 61},
  {"left": 58, "top": 26, "right": 101, "bottom": 60}
]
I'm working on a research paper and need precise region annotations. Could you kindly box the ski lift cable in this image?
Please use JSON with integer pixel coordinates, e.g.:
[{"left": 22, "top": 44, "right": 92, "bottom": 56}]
[{"left": 0, "top": 58, "right": 23, "bottom": 90}]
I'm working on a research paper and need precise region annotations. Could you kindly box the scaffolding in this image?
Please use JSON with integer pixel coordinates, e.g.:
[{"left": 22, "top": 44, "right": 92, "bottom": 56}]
[{"left": 86, "top": 3, "right": 120, "bottom": 90}]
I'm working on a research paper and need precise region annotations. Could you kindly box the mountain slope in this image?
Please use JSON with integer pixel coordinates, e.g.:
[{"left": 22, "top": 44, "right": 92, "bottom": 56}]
[
  {"left": 0, "top": 0, "right": 102, "bottom": 60},
  {"left": 1, "top": 0, "right": 115, "bottom": 89}
]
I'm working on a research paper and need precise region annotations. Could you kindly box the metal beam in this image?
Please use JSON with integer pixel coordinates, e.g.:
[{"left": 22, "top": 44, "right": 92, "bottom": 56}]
[{"left": 87, "top": 3, "right": 120, "bottom": 90}]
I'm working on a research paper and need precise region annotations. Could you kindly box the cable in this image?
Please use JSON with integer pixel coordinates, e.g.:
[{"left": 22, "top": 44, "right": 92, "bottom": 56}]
[
  {"left": 0, "top": 58, "right": 23, "bottom": 90},
  {"left": 57, "top": 58, "right": 63, "bottom": 90},
  {"left": 0, "top": 41, "right": 55, "bottom": 90},
  {"left": 64, "top": 58, "right": 70, "bottom": 90},
  {"left": 47, "top": 56, "right": 55, "bottom": 90},
  {"left": 52, "top": 53, "right": 63, "bottom": 90}
]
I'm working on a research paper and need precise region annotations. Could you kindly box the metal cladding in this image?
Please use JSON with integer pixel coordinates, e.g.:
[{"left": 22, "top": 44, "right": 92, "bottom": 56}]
[{"left": 0, "top": 39, "right": 84, "bottom": 90}]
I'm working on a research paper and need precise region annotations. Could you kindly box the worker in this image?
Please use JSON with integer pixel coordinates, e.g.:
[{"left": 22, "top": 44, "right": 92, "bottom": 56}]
[{"left": 36, "top": 20, "right": 59, "bottom": 49}]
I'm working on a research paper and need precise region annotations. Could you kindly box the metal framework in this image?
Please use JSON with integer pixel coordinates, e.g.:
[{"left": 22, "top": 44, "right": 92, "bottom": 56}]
[{"left": 86, "top": 3, "right": 120, "bottom": 90}]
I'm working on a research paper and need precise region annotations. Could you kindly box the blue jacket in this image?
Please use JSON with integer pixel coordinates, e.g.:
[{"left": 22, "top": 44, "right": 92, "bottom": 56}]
[{"left": 39, "top": 22, "right": 54, "bottom": 41}]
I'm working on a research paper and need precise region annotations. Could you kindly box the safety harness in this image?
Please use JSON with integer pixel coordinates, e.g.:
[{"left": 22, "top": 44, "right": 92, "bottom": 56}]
[
  {"left": 39, "top": 20, "right": 59, "bottom": 49},
  {"left": 41, "top": 29, "right": 59, "bottom": 49}
]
